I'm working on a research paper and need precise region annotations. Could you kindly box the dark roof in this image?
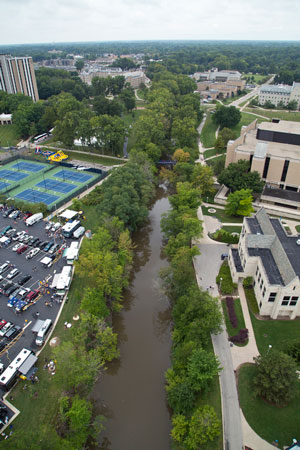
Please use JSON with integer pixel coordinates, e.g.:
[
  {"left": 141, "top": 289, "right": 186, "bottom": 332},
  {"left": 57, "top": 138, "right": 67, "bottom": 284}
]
[
  {"left": 263, "top": 186, "right": 300, "bottom": 203},
  {"left": 231, "top": 249, "right": 243, "bottom": 272},
  {"left": 246, "top": 217, "right": 263, "bottom": 234},
  {"left": 248, "top": 248, "right": 284, "bottom": 285},
  {"left": 270, "top": 219, "right": 300, "bottom": 278}
]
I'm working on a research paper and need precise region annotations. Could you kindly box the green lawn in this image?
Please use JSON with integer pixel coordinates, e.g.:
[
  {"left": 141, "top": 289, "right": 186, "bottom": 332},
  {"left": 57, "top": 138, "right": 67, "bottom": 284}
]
[
  {"left": 296, "top": 225, "right": 300, "bottom": 233},
  {"left": 81, "top": 204, "right": 102, "bottom": 232},
  {"left": 0, "top": 124, "right": 20, "bottom": 147},
  {"left": 238, "top": 364, "right": 300, "bottom": 448},
  {"left": 245, "top": 107, "right": 300, "bottom": 122},
  {"left": 201, "top": 113, "right": 218, "bottom": 148},
  {"left": 250, "top": 308, "right": 300, "bottom": 356},
  {"left": 67, "top": 150, "right": 125, "bottom": 166},
  {"left": 136, "top": 89, "right": 146, "bottom": 100},
  {"left": 242, "top": 73, "right": 272, "bottom": 84},
  {"left": 122, "top": 109, "right": 143, "bottom": 128},
  {"left": 244, "top": 286, "right": 259, "bottom": 314},
  {"left": 204, "top": 148, "right": 226, "bottom": 159},
  {"left": 221, "top": 298, "right": 248, "bottom": 346},
  {"left": 231, "top": 112, "right": 267, "bottom": 137},
  {"left": 222, "top": 225, "right": 242, "bottom": 233},
  {"left": 202, "top": 206, "right": 243, "bottom": 223}
]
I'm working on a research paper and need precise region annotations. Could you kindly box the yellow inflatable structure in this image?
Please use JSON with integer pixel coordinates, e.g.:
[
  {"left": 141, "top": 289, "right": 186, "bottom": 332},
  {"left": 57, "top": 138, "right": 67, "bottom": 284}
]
[{"left": 47, "top": 151, "right": 69, "bottom": 162}]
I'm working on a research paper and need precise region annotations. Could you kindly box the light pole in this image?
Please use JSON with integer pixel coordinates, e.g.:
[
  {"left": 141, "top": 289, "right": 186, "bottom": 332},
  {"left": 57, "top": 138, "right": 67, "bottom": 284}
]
[
  {"left": 267, "top": 344, "right": 272, "bottom": 354},
  {"left": 219, "top": 277, "right": 223, "bottom": 294}
]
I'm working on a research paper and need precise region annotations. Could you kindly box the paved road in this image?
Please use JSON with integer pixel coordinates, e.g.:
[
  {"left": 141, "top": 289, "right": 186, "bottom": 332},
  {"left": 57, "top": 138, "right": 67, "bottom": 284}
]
[{"left": 193, "top": 211, "right": 244, "bottom": 450}]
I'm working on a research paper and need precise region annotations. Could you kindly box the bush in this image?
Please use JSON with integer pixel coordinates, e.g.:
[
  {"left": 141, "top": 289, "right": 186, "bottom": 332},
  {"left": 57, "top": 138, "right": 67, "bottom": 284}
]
[
  {"left": 229, "top": 328, "right": 248, "bottom": 344},
  {"left": 243, "top": 276, "right": 253, "bottom": 289},
  {"left": 210, "top": 229, "right": 239, "bottom": 244},
  {"left": 225, "top": 297, "right": 237, "bottom": 328},
  {"left": 284, "top": 340, "right": 300, "bottom": 364},
  {"left": 244, "top": 286, "right": 259, "bottom": 314}
]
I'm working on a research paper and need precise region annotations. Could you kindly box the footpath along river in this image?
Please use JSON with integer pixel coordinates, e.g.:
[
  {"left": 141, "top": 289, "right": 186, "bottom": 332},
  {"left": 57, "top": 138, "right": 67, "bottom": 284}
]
[{"left": 93, "top": 186, "right": 172, "bottom": 450}]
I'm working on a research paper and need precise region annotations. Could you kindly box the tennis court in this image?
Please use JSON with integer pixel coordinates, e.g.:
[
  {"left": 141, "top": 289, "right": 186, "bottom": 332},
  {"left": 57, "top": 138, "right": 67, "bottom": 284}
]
[
  {"left": 0, "top": 170, "right": 28, "bottom": 181},
  {"left": 11, "top": 162, "right": 46, "bottom": 172},
  {"left": 35, "top": 179, "right": 76, "bottom": 194},
  {"left": 0, "top": 182, "right": 10, "bottom": 190},
  {"left": 15, "top": 189, "right": 60, "bottom": 205},
  {"left": 55, "top": 170, "right": 93, "bottom": 183}
]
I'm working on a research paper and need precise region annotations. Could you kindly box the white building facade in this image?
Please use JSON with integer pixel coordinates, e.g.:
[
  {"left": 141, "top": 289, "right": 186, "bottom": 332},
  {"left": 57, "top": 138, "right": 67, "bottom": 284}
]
[
  {"left": 258, "top": 82, "right": 300, "bottom": 109},
  {"left": 228, "top": 208, "right": 300, "bottom": 319}
]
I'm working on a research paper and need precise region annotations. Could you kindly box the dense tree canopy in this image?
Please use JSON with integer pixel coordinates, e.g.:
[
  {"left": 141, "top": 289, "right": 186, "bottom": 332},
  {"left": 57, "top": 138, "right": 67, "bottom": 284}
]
[
  {"left": 213, "top": 105, "right": 241, "bottom": 129},
  {"left": 218, "top": 160, "right": 265, "bottom": 193}
]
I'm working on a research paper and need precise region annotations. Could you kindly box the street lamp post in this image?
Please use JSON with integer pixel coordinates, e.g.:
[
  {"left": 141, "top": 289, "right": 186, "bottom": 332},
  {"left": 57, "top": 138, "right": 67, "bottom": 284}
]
[
  {"left": 267, "top": 344, "right": 272, "bottom": 354},
  {"left": 219, "top": 277, "right": 223, "bottom": 294}
]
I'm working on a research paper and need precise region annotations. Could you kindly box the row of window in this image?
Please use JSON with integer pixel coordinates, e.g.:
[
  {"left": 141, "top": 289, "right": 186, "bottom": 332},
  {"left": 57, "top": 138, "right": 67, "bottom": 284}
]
[{"left": 281, "top": 296, "right": 298, "bottom": 306}]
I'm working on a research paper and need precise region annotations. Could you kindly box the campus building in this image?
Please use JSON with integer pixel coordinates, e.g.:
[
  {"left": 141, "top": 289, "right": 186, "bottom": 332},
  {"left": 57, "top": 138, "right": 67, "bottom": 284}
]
[
  {"left": 228, "top": 208, "right": 300, "bottom": 319},
  {"left": 225, "top": 119, "right": 300, "bottom": 212},
  {"left": 258, "top": 82, "right": 300, "bottom": 109},
  {"left": 193, "top": 68, "right": 242, "bottom": 83},
  {"left": 0, "top": 54, "right": 39, "bottom": 102}
]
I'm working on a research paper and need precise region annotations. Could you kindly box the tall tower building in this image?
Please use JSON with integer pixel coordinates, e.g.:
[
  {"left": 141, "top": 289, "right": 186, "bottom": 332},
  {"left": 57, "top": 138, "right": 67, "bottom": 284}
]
[{"left": 0, "top": 54, "right": 39, "bottom": 102}]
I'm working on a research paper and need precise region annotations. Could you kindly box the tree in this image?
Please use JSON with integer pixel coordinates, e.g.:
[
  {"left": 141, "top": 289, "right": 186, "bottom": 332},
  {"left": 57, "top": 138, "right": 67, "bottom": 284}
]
[
  {"left": 287, "top": 100, "right": 297, "bottom": 110},
  {"left": 191, "top": 164, "right": 215, "bottom": 198},
  {"left": 185, "top": 405, "right": 221, "bottom": 449},
  {"left": 187, "top": 348, "right": 220, "bottom": 392},
  {"left": 218, "top": 160, "right": 264, "bottom": 193},
  {"left": 75, "top": 59, "right": 84, "bottom": 72},
  {"left": 173, "top": 149, "right": 190, "bottom": 163},
  {"left": 90, "top": 114, "right": 126, "bottom": 155},
  {"left": 65, "top": 396, "right": 92, "bottom": 447},
  {"left": 253, "top": 350, "right": 298, "bottom": 406},
  {"left": 171, "top": 414, "right": 188, "bottom": 444},
  {"left": 213, "top": 105, "right": 241, "bottom": 129},
  {"left": 81, "top": 288, "right": 110, "bottom": 318},
  {"left": 218, "top": 127, "right": 236, "bottom": 146},
  {"left": 225, "top": 188, "right": 254, "bottom": 217}
]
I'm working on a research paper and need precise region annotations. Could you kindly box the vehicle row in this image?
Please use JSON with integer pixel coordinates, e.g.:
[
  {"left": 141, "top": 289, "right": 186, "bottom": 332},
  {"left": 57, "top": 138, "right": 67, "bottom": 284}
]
[
  {"left": 0, "top": 319, "right": 22, "bottom": 351},
  {"left": 0, "top": 279, "right": 40, "bottom": 312}
]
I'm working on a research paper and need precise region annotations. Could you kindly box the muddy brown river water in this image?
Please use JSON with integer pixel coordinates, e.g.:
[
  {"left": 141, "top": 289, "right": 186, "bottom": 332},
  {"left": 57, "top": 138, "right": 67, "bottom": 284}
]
[{"left": 93, "top": 187, "right": 172, "bottom": 450}]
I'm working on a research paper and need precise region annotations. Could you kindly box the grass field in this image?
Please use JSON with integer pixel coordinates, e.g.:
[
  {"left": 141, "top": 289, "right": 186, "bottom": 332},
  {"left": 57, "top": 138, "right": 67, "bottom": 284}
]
[
  {"left": 245, "top": 107, "right": 300, "bottom": 122},
  {"left": 221, "top": 225, "right": 242, "bottom": 233},
  {"left": 221, "top": 298, "right": 247, "bottom": 346},
  {"left": 0, "top": 124, "right": 20, "bottom": 147},
  {"left": 231, "top": 112, "right": 267, "bottom": 137},
  {"left": 202, "top": 206, "right": 244, "bottom": 223},
  {"left": 238, "top": 364, "right": 300, "bottom": 448},
  {"left": 67, "top": 150, "right": 125, "bottom": 166},
  {"left": 201, "top": 113, "right": 218, "bottom": 148},
  {"left": 136, "top": 89, "right": 146, "bottom": 100},
  {"left": 242, "top": 73, "right": 272, "bottom": 84},
  {"left": 204, "top": 148, "right": 226, "bottom": 159}
]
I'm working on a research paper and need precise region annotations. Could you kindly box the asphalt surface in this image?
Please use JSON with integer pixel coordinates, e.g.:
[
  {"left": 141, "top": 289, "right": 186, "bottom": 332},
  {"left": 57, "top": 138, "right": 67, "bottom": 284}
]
[
  {"left": 0, "top": 210, "right": 71, "bottom": 395},
  {"left": 194, "top": 236, "right": 244, "bottom": 450}
]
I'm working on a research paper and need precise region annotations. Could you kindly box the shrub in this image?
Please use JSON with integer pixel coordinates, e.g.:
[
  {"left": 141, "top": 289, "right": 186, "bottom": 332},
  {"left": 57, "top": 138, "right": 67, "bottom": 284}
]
[
  {"left": 216, "top": 262, "right": 237, "bottom": 295},
  {"left": 284, "top": 340, "right": 300, "bottom": 364},
  {"left": 225, "top": 297, "right": 237, "bottom": 328},
  {"left": 244, "top": 286, "right": 259, "bottom": 314},
  {"left": 210, "top": 229, "right": 239, "bottom": 244},
  {"left": 243, "top": 276, "right": 253, "bottom": 289},
  {"left": 229, "top": 328, "right": 248, "bottom": 344}
]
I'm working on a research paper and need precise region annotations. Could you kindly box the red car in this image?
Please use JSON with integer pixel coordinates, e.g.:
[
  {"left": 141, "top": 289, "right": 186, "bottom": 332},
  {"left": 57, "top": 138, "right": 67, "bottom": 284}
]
[
  {"left": 17, "top": 244, "right": 28, "bottom": 254},
  {"left": 0, "top": 320, "right": 7, "bottom": 330},
  {"left": 23, "top": 213, "right": 32, "bottom": 220},
  {"left": 26, "top": 289, "right": 39, "bottom": 302}
]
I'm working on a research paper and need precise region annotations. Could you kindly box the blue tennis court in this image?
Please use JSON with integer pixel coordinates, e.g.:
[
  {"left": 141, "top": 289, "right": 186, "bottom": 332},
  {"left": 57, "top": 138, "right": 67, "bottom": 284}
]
[
  {"left": 11, "top": 162, "right": 46, "bottom": 172},
  {"left": 0, "top": 170, "right": 28, "bottom": 181},
  {"left": 15, "top": 189, "right": 59, "bottom": 205},
  {"left": 0, "top": 182, "right": 10, "bottom": 190},
  {"left": 55, "top": 170, "right": 93, "bottom": 183},
  {"left": 35, "top": 179, "right": 76, "bottom": 194}
]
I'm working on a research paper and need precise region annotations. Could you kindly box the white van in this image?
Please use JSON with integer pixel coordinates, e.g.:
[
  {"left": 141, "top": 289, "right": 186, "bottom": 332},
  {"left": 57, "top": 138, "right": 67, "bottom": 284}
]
[
  {"left": 26, "top": 213, "right": 43, "bottom": 226},
  {"left": 73, "top": 226, "right": 85, "bottom": 239},
  {"left": 35, "top": 319, "right": 52, "bottom": 346}
]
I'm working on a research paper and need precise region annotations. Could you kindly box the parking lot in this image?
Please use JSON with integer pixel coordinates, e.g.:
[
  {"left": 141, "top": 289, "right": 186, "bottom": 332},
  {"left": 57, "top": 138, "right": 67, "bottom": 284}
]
[{"left": 0, "top": 208, "right": 71, "bottom": 397}]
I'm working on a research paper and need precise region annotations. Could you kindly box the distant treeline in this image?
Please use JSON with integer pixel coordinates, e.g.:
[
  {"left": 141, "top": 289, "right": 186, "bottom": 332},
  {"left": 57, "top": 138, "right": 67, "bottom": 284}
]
[{"left": 1, "top": 41, "right": 300, "bottom": 76}]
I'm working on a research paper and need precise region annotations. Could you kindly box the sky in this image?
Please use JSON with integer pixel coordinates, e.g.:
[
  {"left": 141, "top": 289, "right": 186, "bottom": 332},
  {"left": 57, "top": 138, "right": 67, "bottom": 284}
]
[{"left": 1, "top": 0, "right": 300, "bottom": 45}]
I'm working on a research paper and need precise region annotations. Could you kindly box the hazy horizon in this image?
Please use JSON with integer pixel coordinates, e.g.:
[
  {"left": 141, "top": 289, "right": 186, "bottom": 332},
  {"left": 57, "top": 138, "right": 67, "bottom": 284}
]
[{"left": 1, "top": 0, "right": 300, "bottom": 45}]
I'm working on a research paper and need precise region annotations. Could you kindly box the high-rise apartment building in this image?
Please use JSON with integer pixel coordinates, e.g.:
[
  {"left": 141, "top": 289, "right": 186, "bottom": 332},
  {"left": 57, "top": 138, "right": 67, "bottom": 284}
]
[{"left": 0, "top": 54, "right": 39, "bottom": 102}]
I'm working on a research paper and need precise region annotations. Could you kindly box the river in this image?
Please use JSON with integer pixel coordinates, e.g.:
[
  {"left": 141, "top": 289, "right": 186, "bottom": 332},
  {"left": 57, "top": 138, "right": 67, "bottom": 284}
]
[{"left": 93, "top": 186, "right": 172, "bottom": 450}]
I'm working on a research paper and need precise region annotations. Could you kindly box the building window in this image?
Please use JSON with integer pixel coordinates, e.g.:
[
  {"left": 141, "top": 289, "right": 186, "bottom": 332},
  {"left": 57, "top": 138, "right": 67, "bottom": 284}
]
[
  {"left": 281, "top": 296, "right": 290, "bottom": 306},
  {"left": 268, "top": 292, "right": 277, "bottom": 302},
  {"left": 290, "top": 297, "right": 298, "bottom": 306},
  {"left": 259, "top": 301, "right": 262, "bottom": 308},
  {"left": 263, "top": 287, "right": 266, "bottom": 297},
  {"left": 256, "top": 267, "right": 259, "bottom": 276},
  {"left": 280, "top": 160, "right": 290, "bottom": 182},
  {"left": 260, "top": 280, "right": 263, "bottom": 290},
  {"left": 258, "top": 273, "right": 261, "bottom": 282},
  {"left": 262, "top": 157, "right": 270, "bottom": 179}
]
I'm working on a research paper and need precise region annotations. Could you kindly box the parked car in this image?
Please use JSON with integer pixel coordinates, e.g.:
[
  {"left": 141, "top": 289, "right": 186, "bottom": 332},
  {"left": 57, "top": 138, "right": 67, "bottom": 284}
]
[
  {"left": 0, "top": 280, "right": 12, "bottom": 294},
  {"left": 0, "top": 322, "right": 13, "bottom": 337},
  {"left": 39, "top": 241, "right": 49, "bottom": 250},
  {"left": 44, "top": 241, "right": 54, "bottom": 252},
  {"left": 33, "top": 239, "right": 42, "bottom": 248},
  {"left": 18, "top": 233, "right": 29, "bottom": 243},
  {"left": 45, "top": 222, "right": 54, "bottom": 231},
  {"left": 9, "top": 210, "right": 20, "bottom": 219},
  {"left": 0, "top": 320, "right": 7, "bottom": 330},
  {"left": 0, "top": 261, "right": 10, "bottom": 274},
  {"left": 48, "top": 243, "right": 60, "bottom": 255},
  {"left": 2, "top": 208, "right": 14, "bottom": 218},
  {"left": 17, "top": 244, "right": 28, "bottom": 254},
  {"left": 26, "top": 248, "right": 40, "bottom": 260},
  {"left": 12, "top": 242, "right": 23, "bottom": 252},
  {"left": 7, "top": 268, "right": 20, "bottom": 280},
  {"left": 18, "top": 274, "right": 31, "bottom": 285},
  {"left": 4, "top": 325, "right": 21, "bottom": 340},
  {"left": 28, "top": 237, "right": 39, "bottom": 246},
  {"left": 0, "top": 226, "right": 12, "bottom": 236},
  {"left": 51, "top": 223, "right": 61, "bottom": 232},
  {"left": 26, "top": 289, "right": 39, "bottom": 302},
  {"left": 5, "top": 228, "right": 16, "bottom": 237},
  {"left": 23, "top": 213, "right": 32, "bottom": 220},
  {"left": 22, "top": 235, "right": 32, "bottom": 244},
  {"left": 15, "top": 299, "right": 28, "bottom": 312},
  {"left": 0, "top": 405, "right": 9, "bottom": 428},
  {"left": 5, "top": 284, "right": 19, "bottom": 297}
]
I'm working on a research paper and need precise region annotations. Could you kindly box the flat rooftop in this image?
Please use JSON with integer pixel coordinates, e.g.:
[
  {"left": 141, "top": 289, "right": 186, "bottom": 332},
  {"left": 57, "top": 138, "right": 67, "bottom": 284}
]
[{"left": 258, "top": 120, "right": 300, "bottom": 135}]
